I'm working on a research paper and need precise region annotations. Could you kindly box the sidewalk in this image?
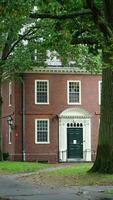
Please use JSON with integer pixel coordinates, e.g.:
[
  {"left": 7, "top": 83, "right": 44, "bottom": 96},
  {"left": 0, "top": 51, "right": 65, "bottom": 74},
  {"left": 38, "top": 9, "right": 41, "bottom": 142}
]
[{"left": 0, "top": 173, "right": 113, "bottom": 200}]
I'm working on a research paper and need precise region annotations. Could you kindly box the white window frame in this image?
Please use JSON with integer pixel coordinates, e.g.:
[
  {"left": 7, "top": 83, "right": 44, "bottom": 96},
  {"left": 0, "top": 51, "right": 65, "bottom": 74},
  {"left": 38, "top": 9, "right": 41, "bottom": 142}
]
[
  {"left": 99, "top": 81, "right": 102, "bottom": 105},
  {"left": 35, "top": 119, "right": 50, "bottom": 144},
  {"left": 9, "top": 81, "right": 12, "bottom": 106},
  {"left": 8, "top": 125, "right": 12, "bottom": 144},
  {"left": 35, "top": 80, "right": 49, "bottom": 104},
  {"left": 67, "top": 80, "right": 81, "bottom": 105}
]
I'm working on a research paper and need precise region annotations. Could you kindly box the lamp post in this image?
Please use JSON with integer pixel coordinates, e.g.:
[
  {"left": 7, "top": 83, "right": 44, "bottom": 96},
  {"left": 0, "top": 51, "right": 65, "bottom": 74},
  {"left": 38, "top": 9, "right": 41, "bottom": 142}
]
[{"left": 7, "top": 115, "right": 15, "bottom": 129}]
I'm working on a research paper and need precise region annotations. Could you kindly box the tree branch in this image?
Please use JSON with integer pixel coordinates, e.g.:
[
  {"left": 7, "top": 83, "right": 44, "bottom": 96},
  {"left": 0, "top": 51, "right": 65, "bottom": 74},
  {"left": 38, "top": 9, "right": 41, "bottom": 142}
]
[
  {"left": 1, "top": 26, "right": 39, "bottom": 60},
  {"left": 24, "top": 35, "right": 38, "bottom": 41},
  {"left": 72, "top": 28, "right": 90, "bottom": 39},
  {"left": 86, "top": 0, "right": 113, "bottom": 38},
  {"left": 30, "top": 9, "right": 92, "bottom": 19},
  {"left": 71, "top": 37, "right": 98, "bottom": 45},
  {"left": 1, "top": 31, "right": 15, "bottom": 60}
]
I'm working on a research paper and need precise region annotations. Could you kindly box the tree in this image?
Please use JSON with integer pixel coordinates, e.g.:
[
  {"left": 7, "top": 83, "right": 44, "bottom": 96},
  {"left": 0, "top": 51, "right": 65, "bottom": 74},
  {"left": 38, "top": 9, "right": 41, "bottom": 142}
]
[
  {"left": 30, "top": 0, "right": 113, "bottom": 173},
  {"left": 86, "top": 0, "right": 113, "bottom": 173},
  {"left": 0, "top": 0, "right": 30, "bottom": 159},
  {"left": 0, "top": 0, "right": 53, "bottom": 159}
]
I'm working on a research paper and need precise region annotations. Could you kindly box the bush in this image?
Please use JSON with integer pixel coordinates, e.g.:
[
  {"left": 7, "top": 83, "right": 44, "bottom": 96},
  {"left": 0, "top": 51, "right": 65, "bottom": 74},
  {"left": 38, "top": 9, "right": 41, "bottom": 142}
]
[
  {"left": 3, "top": 152, "right": 9, "bottom": 160},
  {"left": 0, "top": 151, "right": 2, "bottom": 160},
  {"left": 0, "top": 152, "right": 9, "bottom": 161}
]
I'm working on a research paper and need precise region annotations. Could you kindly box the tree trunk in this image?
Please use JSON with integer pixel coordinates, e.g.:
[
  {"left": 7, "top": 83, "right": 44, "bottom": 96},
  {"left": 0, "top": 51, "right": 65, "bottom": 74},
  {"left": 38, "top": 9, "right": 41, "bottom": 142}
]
[
  {"left": 89, "top": 67, "right": 113, "bottom": 173},
  {"left": 88, "top": 0, "right": 113, "bottom": 174},
  {"left": 0, "top": 73, "right": 3, "bottom": 161}
]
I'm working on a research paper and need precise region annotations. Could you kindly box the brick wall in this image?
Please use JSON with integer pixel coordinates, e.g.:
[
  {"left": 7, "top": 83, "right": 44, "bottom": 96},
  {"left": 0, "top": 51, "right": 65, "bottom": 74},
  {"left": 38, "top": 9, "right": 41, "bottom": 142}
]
[{"left": 24, "top": 73, "right": 101, "bottom": 162}]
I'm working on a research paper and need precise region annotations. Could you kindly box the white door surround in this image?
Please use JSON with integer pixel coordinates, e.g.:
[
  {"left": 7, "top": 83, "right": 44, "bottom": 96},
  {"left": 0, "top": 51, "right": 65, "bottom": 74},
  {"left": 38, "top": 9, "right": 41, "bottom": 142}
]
[{"left": 59, "top": 107, "right": 92, "bottom": 162}]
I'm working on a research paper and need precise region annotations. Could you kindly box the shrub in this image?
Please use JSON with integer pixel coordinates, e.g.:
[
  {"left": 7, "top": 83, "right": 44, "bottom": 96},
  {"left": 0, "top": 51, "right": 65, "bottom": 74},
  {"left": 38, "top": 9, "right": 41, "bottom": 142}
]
[
  {"left": 0, "top": 152, "right": 9, "bottom": 161},
  {"left": 3, "top": 152, "right": 9, "bottom": 160}
]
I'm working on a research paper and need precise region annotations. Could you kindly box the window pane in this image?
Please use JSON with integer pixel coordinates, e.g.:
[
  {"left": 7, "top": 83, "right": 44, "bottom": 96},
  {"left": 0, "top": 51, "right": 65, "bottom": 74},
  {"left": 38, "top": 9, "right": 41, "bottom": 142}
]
[
  {"left": 36, "top": 120, "right": 49, "bottom": 142},
  {"left": 69, "top": 81, "right": 80, "bottom": 103},
  {"left": 36, "top": 81, "right": 48, "bottom": 103}
]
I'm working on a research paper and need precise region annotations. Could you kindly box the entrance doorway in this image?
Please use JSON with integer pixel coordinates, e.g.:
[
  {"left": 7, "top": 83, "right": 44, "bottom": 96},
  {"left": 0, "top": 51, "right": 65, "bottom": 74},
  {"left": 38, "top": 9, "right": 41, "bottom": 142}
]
[
  {"left": 67, "top": 125, "right": 83, "bottom": 159},
  {"left": 59, "top": 107, "right": 91, "bottom": 162}
]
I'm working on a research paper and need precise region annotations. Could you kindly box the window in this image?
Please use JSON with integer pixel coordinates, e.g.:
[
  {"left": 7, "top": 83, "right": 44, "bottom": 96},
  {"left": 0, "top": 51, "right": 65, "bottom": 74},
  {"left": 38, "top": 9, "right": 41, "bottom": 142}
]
[
  {"left": 67, "top": 81, "right": 81, "bottom": 104},
  {"left": 35, "top": 80, "right": 49, "bottom": 104},
  {"left": 99, "top": 81, "right": 102, "bottom": 105},
  {"left": 9, "top": 82, "right": 12, "bottom": 106},
  {"left": 9, "top": 125, "right": 12, "bottom": 144},
  {"left": 35, "top": 119, "right": 50, "bottom": 144}
]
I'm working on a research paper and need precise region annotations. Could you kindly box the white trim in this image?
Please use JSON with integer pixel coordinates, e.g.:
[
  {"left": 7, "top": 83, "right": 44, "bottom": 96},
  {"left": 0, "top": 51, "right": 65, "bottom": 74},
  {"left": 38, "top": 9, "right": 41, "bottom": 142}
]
[
  {"left": 8, "top": 125, "right": 12, "bottom": 144},
  {"left": 35, "top": 119, "right": 50, "bottom": 144},
  {"left": 67, "top": 80, "right": 81, "bottom": 105},
  {"left": 9, "top": 81, "right": 12, "bottom": 106},
  {"left": 25, "top": 67, "right": 100, "bottom": 75},
  {"left": 98, "top": 80, "right": 102, "bottom": 105},
  {"left": 35, "top": 80, "right": 49, "bottom": 105},
  {"left": 59, "top": 108, "right": 91, "bottom": 162}
]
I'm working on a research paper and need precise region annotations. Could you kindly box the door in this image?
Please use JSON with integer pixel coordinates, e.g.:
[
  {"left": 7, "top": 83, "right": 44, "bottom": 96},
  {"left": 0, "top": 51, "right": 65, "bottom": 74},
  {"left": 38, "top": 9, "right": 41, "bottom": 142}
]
[{"left": 67, "top": 128, "right": 83, "bottom": 159}]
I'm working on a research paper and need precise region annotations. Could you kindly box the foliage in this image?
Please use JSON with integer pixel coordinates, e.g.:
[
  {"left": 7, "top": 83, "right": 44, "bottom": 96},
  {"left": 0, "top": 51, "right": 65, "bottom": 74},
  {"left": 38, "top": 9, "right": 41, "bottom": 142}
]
[
  {"left": 0, "top": 0, "right": 103, "bottom": 79},
  {"left": 34, "top": 1, "right": 103, "bottom": 70}
]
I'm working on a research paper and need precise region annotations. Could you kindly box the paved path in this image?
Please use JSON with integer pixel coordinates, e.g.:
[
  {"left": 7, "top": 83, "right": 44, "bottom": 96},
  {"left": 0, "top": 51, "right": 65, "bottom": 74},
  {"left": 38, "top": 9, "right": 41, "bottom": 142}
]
[{"left": 0, "top": 173, "right": 113, "bottom": 200}]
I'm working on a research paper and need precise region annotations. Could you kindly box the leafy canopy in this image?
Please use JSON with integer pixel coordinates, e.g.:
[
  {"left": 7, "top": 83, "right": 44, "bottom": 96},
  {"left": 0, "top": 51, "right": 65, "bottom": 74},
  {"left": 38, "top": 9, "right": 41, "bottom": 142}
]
[{"left": 0, "top": 0, "right": 104, "bottom": 80}]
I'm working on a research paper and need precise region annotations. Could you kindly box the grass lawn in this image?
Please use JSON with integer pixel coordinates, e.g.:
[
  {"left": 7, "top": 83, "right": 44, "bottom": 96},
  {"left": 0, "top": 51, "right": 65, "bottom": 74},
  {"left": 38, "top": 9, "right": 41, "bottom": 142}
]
[
  {"left": 0, "top": 162, "right": 113, "bottom": 186},
  {"left": 0, "top": 161, "right": 52, "bottom": 173},
  {"left": 104, "top": 189, "right": 113, "bottom": 194},
  {"left": 26, "top": 163, "right": 113, "bottom": 186}
]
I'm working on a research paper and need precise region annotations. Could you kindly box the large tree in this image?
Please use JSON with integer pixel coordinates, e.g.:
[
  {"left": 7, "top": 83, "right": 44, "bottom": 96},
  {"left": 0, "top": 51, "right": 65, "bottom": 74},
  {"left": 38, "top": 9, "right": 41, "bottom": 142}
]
[
  {"left": 30, "top": 0, "right": 113, "bottom": 173},
  {"left": 87, "top": 0, "right": 113, "bottom": 173}
]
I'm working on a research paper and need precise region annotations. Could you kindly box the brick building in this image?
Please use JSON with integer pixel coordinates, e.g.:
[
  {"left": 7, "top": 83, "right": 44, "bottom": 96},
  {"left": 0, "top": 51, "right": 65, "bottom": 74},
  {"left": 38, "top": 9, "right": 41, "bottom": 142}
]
[{"left": 2, "top": 67, "right": 101, "bottom": 163}]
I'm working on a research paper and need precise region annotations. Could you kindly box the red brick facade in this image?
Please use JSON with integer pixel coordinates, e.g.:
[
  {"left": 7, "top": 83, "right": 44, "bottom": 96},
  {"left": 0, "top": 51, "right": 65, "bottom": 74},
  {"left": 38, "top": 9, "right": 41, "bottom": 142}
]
[{"left": 2, "top": 68, "right": 101, "bottom": 163}]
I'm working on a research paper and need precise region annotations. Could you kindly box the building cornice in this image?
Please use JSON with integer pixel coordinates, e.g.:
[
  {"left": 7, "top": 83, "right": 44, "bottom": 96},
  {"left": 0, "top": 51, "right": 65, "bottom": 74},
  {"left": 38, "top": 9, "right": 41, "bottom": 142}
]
[
  {"left": 25, "top": 67, "right": 101, "bottom": 75},
  {"left": 59, "top": 115, "right": 91, "bottom": 119}
]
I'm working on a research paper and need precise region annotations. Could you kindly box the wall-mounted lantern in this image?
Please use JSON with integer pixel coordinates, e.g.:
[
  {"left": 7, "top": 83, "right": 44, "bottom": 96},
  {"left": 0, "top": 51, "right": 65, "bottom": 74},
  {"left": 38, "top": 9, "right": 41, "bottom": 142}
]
[{"left": 7, "top": 115, "right": 15, "bottom": 129}]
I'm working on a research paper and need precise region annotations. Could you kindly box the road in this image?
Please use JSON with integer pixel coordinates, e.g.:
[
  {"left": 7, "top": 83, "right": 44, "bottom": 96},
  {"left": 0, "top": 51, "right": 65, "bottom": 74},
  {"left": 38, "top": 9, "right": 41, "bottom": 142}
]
[{"left": 0, "top": 174, "right": 113, "bottom": 200}]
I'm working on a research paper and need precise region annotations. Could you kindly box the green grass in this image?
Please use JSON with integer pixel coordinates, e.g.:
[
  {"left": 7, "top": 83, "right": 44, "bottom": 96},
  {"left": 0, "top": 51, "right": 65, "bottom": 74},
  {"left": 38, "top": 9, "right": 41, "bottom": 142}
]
[
  {"left": 54, "top": 163, "right": 92, "bottom": 174},
  {"left": 104, "top": 189, "right": 113, "bottom": 194},
  {"left": 1, "top": 162, "right": 113, "bottom": 186},
  {"left": 0, "top": 161, "right": 52, "bottom": 173},
  {"left": 39, "top": 163, "right": 113, "bottom": 186}
]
